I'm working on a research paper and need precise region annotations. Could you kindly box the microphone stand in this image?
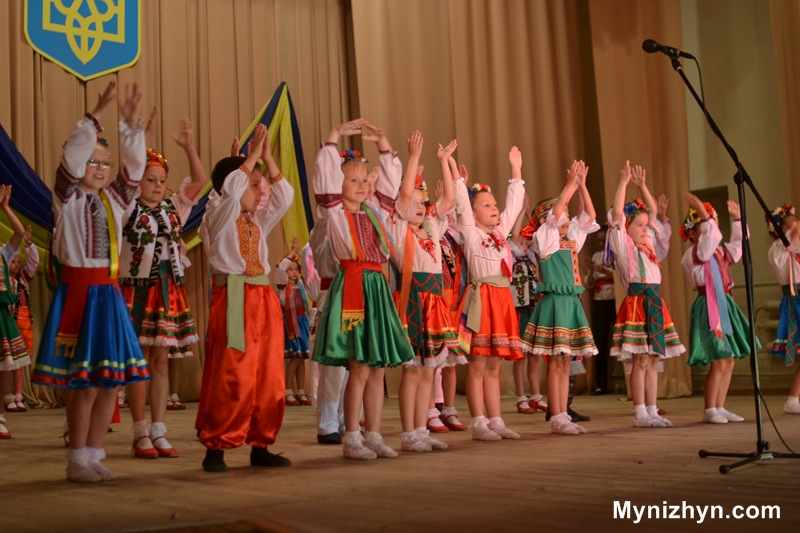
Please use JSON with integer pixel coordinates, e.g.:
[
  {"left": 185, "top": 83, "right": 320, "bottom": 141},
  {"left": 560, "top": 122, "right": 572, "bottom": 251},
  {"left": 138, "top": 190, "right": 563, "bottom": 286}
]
[{"left": 666, "top": 55, "right": 800, "bottom": 473}]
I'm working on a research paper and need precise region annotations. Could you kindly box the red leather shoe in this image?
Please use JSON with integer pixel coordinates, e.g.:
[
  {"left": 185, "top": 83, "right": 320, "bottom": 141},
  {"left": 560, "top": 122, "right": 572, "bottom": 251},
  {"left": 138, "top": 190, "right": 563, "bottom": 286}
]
[
  {"left": 131, "top": 436, "right": 159, "bottom": 458},
  {"left": 285, "top": 395, "right": 301, "bottom": 406},
  {"left": 427, "top": 416, "right": 450, "bottom": 433},
  {"left": 298, "top": 394, "right": 312, "bottom": 406},
  {"left": 657, "top": 408, "right": 667, "bottom": 416},
  {"left": 0, "top": 417, "right": 10, "bottom": 439},
  {"left": 516, "top": 401, "right": 536, "bottom": 414},
  {"left": 152, "top": 437, "right": 180, "bottom": 458},
  {"left": 441, "top": 413, "right": 467, "bottom": 431},
  {"left": 530, "top": 399, "right": 548, "bottom": 413}
]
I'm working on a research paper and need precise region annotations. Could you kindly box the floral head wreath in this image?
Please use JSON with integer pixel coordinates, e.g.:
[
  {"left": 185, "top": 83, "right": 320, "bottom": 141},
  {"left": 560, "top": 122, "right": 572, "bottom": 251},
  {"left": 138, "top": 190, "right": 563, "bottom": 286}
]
[
  {"left": 467, "top": 183, "right": 492, "bottom": 201},
  {"left": 146, "top": 148, "right": 169, "bottom": 176},
  {"left": 766, "top": 204, "right": 796, "bottom": 241},
  {"left": 679, "top": 202, "right": 718, "bottom": 241},
  {"left": 623, "top": 198, "right": 649, "bottom": 227},
  {"left": 340, "top": 150, "right": 368, "bottom": 165},
  {"left": 277, "top": 255, "right": 302, "bottom": 275},
  {"left": 520, "top": 197, "right": 569, "bottom": 238},
  {"left": 96, "top": 136, "right": 110, "bottom": 149},
  {"left": 415, "top": 174, "right": 429, "bottom": 203}
]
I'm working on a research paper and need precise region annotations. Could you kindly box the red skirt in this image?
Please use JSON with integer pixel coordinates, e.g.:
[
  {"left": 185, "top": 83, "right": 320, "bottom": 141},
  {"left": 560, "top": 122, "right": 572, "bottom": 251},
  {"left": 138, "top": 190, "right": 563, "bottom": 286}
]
[{"left": 457, "top": 284, "right": 524, "bottom": 361}]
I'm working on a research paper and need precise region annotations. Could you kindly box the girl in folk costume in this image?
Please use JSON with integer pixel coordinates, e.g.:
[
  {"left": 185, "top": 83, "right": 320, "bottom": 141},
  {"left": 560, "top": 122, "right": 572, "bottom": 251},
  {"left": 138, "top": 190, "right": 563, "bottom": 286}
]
[
  {"left": 521, "top": 161, "right": 599, "bottom": 435},
  {"left": 510, "top": 195, "right": 547, "bottom": 415},
  {"left": 276, "top": 237, "right": 312, "bottom": 406},
  {"left": 765, "top": 204, "right": 800, "bottom": 414},
  {"left": 390, "top": 132, "right": 463, "bottom": 453},
  {"left": 120, "top": 116, "right": 204, "bottom": 459},
  {"left": 311, "top": 119, "right": 415, "bottom": 460},
  {"left": 4, "top": 225, "right": 36, "bottom": 416},
  {"left": 680, "top": 194, "right": 756, "bottom": 424},
  {"left": 196, "top": 124, "right": 294, "bottom": 472},
  {"left": 32, "top": 82, "right": 150, "bottom": 482},
  {"left": 0, "top": 186, "right": 30, "bottom": 440},
  {"left": 454, "top": 147, "right": 525, "bottom": 441},
  {"left": 607, "top": 162, "right": 685, "bottom": 428}
]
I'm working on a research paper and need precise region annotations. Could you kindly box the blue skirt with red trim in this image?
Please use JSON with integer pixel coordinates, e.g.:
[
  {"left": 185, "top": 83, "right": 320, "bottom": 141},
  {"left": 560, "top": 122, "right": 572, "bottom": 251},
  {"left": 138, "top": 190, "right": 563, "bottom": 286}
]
[{"left": 32, "top": 282, "right": 150, "bottom": 389}]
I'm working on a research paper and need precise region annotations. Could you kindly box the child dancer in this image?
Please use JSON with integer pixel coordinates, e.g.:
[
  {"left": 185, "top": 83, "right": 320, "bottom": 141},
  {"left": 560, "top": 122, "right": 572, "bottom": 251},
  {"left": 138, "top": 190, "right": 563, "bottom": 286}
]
[
  {"left": 121, "top": 117, "right": 204, "bottom": 459},
  {"left": 680, "top": 194, "right": 754, "bottom": 424},
  {"left": 276, "top": 238, "right": 312, "bottom": 406},
  {"left": 510, "top": 196, "right": 547, "bottom": 414},
  {"left": 454, "top": 147, "right": 525, "bottom": 441},
  {"left": 766, "top": 204, "right": 800, "bottom": 413},
  {"left": 391, "top": 132, "right": 461, "bottom": 452},
  {"left": 0, "top": 186, "right": 29, "bottom": 439},
  {"left": 4, "top": 225, "right": 37, "bottom": 414},
  {"left": 522, "top": 161, "right": 599, "bottom": 435},
  {"left": 312, "top": 119, "right": 415, "bottom": 460},
  {"left": 32, "top": 81, "right": 150, "bottom": 481},
  {"left": 195, "top": 124, "right": 294, "bottom": 471},
  {"left": 608, "top": 162, "right": 685, "bottom": 428}
]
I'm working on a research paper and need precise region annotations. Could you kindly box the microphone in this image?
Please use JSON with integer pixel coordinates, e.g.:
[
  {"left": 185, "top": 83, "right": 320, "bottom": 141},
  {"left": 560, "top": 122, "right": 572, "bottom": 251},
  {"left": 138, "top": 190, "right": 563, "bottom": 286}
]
[{"left": 642, "top": 39, "right": 695, "bottom": 60}]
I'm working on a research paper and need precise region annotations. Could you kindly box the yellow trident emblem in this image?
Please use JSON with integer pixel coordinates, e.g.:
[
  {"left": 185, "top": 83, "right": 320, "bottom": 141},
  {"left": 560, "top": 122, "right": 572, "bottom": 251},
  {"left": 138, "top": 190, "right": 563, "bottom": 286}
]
[{"left": 43, "top": 0, "right": 125, "bottom": 65}]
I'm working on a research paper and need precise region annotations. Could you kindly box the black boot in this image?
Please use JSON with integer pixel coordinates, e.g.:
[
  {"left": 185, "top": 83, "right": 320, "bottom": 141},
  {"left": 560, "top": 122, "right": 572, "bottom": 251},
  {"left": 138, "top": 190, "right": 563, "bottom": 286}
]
[
  {"left": 250, "top": 446, "right": 292, "bottom": 467},
  {"left": 202, "top": 449, "right": 227, "bottom": 473},
  {"left": 317, "top": 433, "right": 342, "bottom": 445},
  {"left": 545, "top": 408, "right": 551, "bottom": 422},
  {"left": 568, "top": 408, "right": 591, "bottom": 422}
]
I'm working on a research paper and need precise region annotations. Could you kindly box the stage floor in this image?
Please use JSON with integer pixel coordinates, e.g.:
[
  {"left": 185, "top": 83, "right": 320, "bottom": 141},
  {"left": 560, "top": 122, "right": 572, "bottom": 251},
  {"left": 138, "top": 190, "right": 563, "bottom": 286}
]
[{"left": 1, "top": 394, "right": 798, "bottom": 533}]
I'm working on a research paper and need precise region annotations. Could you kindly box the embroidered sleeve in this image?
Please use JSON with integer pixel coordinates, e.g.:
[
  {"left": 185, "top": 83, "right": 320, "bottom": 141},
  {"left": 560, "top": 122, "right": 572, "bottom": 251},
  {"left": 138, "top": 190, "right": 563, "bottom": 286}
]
[
  {"left": 107, "top": 120, "right": 146, "bottom": 209},
  {"left": 534, "top": 212, "right": 567, "bottom": 258},
  {"left": 57, "top": 114, "right": 102, "bottom": 204},
  {"left": 200, "top": 170, "right": 249, "bottom": 244},
  {"left": 313, "top": 144, "right": 344, "bottom": 217},
  {"left": 365, "top": 150, "right": 401, "bottom": 215},
  {"left": 651, "top": 218, "right": 671, "bottom": 262}
]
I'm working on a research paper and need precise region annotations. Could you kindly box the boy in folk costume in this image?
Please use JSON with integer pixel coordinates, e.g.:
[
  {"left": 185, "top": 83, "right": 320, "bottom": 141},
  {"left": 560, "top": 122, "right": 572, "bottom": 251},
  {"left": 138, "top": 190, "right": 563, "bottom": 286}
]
[
  {"left": 680, "top": 194, "right": 756, "bottom": 424},
  {"left": 521, "top": 161, "right": 600, "bottom": 435},
  {"left": 311, "top": 119, "right": 415, "bottom": 460},
  {"left": 607, "top": 162, "right": 685, "bottom": 428},
  {"left": 276, "top": 238, "right": 312, "bottom": 406},
  {"left": 765, "top": 204, "right": 800, "bottom": 414},
  {"left": 32, "top": 82, "right": 151, "bottom": 482},
  {"left": 4, "top": 225, "right": 36, "bottom": 416},
  {"left": 120, "top": 117, "right": 204, "bottom": 459},
  {"left": 511, "top": 195, "right": 547, "bottom": 415},
  {"left": 454, "top": 147, "right": 525, "bottom": 441},
  {"left": 0, "top": 186, "right": 30, "bottom": 439},
  {"left": 196, "top": 124, "right": 294, "bottom": 472},
  {"left": 389, "top": 132, "right": 463, "bottom": 453}
]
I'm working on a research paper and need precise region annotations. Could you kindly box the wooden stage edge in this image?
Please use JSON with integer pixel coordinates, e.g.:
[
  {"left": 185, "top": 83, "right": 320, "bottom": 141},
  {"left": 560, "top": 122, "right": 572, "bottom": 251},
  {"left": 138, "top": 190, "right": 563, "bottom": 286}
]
[{"left": 1, "top": 394, "right": 798, "bottom": 533}]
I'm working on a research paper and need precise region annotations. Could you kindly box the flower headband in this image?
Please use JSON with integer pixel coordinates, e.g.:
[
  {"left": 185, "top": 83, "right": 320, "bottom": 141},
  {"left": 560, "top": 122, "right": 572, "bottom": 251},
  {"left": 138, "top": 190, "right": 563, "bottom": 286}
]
[
  {"left": 340, "top": 150, "right": 368, "bottom": 165},
  {"left": 766, "top": 204, "right": 796, "bottom": 241},
  {"left": 467, "top": 183, "right": 492, "bottom": 201},
  {"left": 415, "top": 175, "right": 429, "bottom": 203},
  {"left": 679, "top": 202, "right": 718, "bottom": 241},
  {"left": 146, "top": 148, "right": 169, "bottom": 176},
  {"left": 96, "top": 136, "right": 110, "bottom": 149},
  {"left": 623, "top": 198, "right": 649, "bottom": 227},
  {"left": 277, "top": 255, "right": 302, "bottom": 273}
]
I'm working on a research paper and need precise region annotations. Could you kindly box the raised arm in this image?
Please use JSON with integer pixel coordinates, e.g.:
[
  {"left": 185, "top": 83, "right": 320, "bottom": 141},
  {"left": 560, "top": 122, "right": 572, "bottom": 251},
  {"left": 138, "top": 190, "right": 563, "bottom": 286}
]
[
  {"left": 0, "top": 186, "right": 24, "bottom": 251},
  {"left": 454, "top": 171, "right": 479, "bottom": 244},
  {"left": 554, "top": 160, "right": 581, "bottom": 220},
  {"left": 398, "top": 130, "right": 424, "bottom": 216},
  {"left": 611, "top": 160, "right": 631, "bottom": 224},
  {"left": 575, "top": 160, "right": 595, "bottom": 221},
  {"left": 108, "top": 83, "right": 146, "bottom": 208},
  {"left": 172, "top": 117, "right": 208, "bottom": 200},
  {"left": 436, "top": 140, "right": 457, "bottom": 215},
  {"left": 497, "top": 146, "right": 525, "bottom": 235},
  {"left": 685, "top": 193, "right": 720, "bottom": 262},
  {"left": 511, "top": 194, "right": 530, "bottom": 245},
  {"left": 631, "top": 164, "right": 657, "bottom": 215},
  {"left": 724, "top": 200, "right": 744, "bottom": 263}
]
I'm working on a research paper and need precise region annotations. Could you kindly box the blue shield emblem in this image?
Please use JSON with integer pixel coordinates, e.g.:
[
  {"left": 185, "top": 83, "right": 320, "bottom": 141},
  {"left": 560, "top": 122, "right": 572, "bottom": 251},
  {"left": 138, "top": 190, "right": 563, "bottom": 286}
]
[{"left": 24, "top": 1, "right": 141, "bottom": 81}]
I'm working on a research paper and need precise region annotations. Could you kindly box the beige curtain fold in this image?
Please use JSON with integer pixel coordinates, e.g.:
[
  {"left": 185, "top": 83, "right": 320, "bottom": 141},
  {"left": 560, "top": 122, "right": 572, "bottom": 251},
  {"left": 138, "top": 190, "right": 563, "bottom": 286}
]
[
  {"left": 770, "top": 0, "right": 800, "bottom": 202},
  {"left": 588, "top": 0, "right": 693, "bottom": 398},
  {"left": 0, "top": 0, "right": 352, "bottom": 403}
]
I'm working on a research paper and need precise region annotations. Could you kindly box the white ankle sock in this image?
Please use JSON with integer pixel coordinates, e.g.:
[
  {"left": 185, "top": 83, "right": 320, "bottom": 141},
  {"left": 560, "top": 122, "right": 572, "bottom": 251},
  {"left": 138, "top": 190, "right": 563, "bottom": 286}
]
[
  {"left": 634, "top": 404, "right": 648, "bottom": 418},
  {"left": 285, "top": 389, "right": 293, "bottom": 396},
  {"left": 646, "top": 405, "right": 659, "bottom": 417},
  {"left": 132, "top": 419, "right": 149, "bottom": 439},
  {"left": 517, "top": 396, "right": 528, "bottom": 403}
]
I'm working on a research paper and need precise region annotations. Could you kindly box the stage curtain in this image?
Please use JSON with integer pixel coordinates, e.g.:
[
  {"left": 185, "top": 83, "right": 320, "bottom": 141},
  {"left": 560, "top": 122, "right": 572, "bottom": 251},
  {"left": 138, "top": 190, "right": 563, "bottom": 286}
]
[
  {"left": 770, "top": 0, "right": 800, "bottom": 204},
  {"left": 587, "top": 0, "right": 693, "bottom": 398},
  {"left": 0, "top": 0, "right": 353, "bottom": 403}
]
